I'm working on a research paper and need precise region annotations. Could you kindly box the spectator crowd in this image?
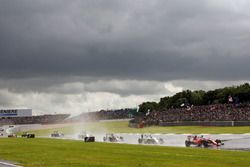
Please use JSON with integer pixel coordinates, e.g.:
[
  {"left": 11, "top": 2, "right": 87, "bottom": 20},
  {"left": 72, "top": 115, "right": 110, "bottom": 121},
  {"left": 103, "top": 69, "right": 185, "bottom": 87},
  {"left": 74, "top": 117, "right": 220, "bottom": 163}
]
[
  {"left": 0, "top": 114, "right": 70, "bottom": 125},
  {"left": 133, "top": 103, "right": 250, "bottom": 126}
]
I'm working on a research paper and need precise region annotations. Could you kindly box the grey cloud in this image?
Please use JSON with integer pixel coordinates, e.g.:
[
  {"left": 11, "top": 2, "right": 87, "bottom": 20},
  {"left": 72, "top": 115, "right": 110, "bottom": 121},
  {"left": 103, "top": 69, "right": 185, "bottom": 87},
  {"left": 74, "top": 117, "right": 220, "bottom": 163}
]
[
  {"left": 2, "top": 0, "right": 250, "bottom": 115},
  {"left": 0, "top": 90, "right": 16, "bottom": 106},
  {"left": 0, "top": 0, "right": 250, "bottom": 89},
  {"left": 171, "top": 80, "right": 250, "bottom": 92},
  {"left": 0, "top": 88, "right": 151, "bottom": 115},
  {"left": 0, "top": 77, "right": 170, "bottom": 97},
  {"left": 84, "top": 80, "right": 170, "bottom": 96}
]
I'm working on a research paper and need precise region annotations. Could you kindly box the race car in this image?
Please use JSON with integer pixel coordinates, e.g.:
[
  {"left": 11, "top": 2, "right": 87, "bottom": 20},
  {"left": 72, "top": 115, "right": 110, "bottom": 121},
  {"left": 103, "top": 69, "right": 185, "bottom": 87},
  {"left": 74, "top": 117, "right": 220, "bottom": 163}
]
[
  {"left": 27, "top": 134, "right": 35, "bottom": 138},
  {"left": 185, "top": 135, "right": 224, "bottom": 147},
  {"left": 103, "top": 133, "right": 124, "bottom": 142},
  {"left": 77, "top": 131, "right": 95, "bottom": 142},
  {"left": 8, "top": 134, "right": 17, "bottom": 138},
  {"left": 50, "top": 131, "right": 64, "bottom": 137},
  {"left": 21, "top": 132, "right": 29, "bottom": 137},
  {"left": 22, "top": 132, "right": 35, "bottom": 138},
  {"left": 138, "top": 134, "right": 164, "bottom": 144}
]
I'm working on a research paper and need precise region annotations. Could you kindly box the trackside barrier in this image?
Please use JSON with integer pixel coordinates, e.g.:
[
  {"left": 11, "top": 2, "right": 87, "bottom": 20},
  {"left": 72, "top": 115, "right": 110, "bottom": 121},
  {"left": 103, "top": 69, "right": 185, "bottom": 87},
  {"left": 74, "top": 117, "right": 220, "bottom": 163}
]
[
  {"left": 129, "top": 121, "right": 250, "bottom": 127},
  {"left": 158, "top": 121, "right": 250, "bottom": 126}
]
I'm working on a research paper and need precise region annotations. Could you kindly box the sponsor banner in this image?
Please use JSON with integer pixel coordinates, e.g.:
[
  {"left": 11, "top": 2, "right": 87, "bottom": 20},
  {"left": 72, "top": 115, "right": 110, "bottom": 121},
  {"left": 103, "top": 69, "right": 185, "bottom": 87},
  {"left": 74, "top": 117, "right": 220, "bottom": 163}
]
[
  {"left": 0, "top": 109, "right": 17, "bottom": 114},
  {"left": 0, "top": 110, "right": 18, "bottom": 116},
  {"left": 0, "top": 113, "right": 17, "bottom": 116}
]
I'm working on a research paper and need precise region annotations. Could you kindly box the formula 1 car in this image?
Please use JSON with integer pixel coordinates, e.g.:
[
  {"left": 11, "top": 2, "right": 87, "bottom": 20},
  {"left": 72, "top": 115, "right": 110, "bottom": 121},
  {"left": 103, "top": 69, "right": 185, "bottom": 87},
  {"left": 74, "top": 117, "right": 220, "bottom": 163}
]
[
  {"left": 8, "top": 134, "right": 17, "bottom": 138},
  {"left": 103, "top": 133, "right": 124, "bottom": 142},
  {"left": 185, "top": 135, "right": 224, "bottom": 147},
  {"left": 50, "top": 131, "right": 64, "bottom": 137},
  {"left": 138, "top": 134, "right": 164, "bottom": 144},
  {"left": 21, "top": 132, "right": 35, "bottom": 138},
  {"left": 21, "top": 132, "right": 29, "bottom": 137},
  {"left": 77, "top": 131, "right": 95, "bottom": 142}
]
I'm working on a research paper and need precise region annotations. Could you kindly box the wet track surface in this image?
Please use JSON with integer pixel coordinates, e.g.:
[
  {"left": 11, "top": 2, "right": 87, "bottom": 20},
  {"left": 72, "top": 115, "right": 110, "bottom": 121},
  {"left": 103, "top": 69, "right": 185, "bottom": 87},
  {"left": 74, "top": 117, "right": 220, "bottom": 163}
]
[
  {"left": 2, "top": 124, "right": 250, "bottom": 151},
  {"left": 59, "top": 133, "right": 250, "bottom": 151}
]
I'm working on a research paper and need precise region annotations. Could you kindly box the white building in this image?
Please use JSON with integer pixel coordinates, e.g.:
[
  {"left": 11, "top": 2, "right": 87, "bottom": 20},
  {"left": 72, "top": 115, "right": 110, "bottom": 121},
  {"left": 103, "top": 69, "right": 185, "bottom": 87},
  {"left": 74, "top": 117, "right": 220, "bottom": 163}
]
[{"left": 0, "top": 109, "right": 32, "bottom": 117}]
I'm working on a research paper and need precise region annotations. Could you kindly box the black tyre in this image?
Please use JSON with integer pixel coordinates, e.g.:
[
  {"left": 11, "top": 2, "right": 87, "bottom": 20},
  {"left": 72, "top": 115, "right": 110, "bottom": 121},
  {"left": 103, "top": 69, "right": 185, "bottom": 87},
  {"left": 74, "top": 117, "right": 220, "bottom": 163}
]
[
  {"left": 85, "top": 137, "right": 95, "bottom": 142},
  {"left": 27, "top": 134, "right": 35, "bottom": 138},
  {"left": 138, "top": 138, "right": 142, "bottom": 144},
  {"left": 185, "top": 140, "right": 191, "bottom": 147},
  {"left": 215, "top": 139, "right": 221, "bottom": 144},
  {"left": 159, "top": 138, "right": 164, "bottom": 144},
  {"left": 202, "top": 141, "right": 208, "bottom": 147}
]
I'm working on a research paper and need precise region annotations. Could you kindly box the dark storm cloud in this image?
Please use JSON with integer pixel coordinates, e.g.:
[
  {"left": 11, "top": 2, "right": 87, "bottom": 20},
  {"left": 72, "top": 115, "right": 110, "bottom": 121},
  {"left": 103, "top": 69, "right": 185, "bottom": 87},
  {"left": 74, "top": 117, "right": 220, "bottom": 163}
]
[
  {"left": 0, "top": 78, "right": 170, "bottom": 97},
  {"left": 2, "top": 0, "right": 250, "bottom": 114},
  {"left": 1, "top": 0, "right": 250, "bottom": 82}
]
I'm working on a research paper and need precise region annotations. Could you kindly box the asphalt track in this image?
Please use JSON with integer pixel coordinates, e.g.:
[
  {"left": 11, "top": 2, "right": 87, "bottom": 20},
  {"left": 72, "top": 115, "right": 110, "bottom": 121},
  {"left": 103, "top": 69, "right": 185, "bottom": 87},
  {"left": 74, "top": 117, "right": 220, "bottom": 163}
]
[
  {"left": 2, "top": 124, "right": 250, "bottom": 150},
  {"left": 100, "top": 133, "right": 250, "bottom": 150},
  {"left": 50, "top": 133, "right": 250, "bottom": 151}
]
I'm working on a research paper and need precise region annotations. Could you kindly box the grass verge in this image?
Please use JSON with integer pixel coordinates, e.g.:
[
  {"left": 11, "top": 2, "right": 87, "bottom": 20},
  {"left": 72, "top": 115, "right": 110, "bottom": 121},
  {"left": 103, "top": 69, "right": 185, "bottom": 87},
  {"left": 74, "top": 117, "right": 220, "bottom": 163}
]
[
  {"left": 0, "top": 138, "right": 250, "bottom": 167},
  {"left": 24, "top": 121, "right": 250, "bottom": 136}
]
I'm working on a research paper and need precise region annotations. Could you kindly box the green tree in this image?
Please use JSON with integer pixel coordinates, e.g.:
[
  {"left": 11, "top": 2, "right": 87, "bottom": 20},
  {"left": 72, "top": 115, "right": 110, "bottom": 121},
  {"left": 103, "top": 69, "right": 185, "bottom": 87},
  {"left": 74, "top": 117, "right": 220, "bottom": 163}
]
[
  {"left": 138, "top": 82, "right": 250, "bottom": 111},
  {"left": 190, "top": 90, "right": 205, "bottom": 105},
  {"left": 138, "top": 102, "right": 158, "bottom": 114}
]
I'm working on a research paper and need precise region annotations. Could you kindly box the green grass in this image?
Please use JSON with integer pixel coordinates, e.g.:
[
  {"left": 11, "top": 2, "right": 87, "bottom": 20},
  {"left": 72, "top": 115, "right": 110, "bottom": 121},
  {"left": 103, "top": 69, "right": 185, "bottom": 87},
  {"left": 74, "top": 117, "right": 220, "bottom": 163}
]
[
  {"left": 25, "top": 121, "right": 250, "bottom": 136},
  {"left": 0, "top": 138, "right": 250, "bottom": 167}
]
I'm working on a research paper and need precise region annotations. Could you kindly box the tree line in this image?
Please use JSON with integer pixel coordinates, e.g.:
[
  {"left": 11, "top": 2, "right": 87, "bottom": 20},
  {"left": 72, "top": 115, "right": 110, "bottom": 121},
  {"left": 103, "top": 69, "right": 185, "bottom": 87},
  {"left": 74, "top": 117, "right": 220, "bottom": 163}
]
[{"left": 138, "top": 83, "right": 250, "bottom": 114}]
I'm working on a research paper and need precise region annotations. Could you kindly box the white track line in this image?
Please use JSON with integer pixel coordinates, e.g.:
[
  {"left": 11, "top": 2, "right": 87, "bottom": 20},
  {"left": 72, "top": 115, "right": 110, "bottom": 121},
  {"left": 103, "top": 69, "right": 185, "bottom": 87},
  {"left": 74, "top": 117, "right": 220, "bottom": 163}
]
[{"left": 0, "top": 162, "right": 22, "bottom": 167}]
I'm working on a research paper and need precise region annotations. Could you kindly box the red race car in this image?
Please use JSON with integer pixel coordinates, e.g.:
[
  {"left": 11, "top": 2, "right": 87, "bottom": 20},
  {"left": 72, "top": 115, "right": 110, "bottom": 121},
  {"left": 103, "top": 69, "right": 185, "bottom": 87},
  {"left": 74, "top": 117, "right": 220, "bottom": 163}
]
[{"left": 185, "top": 135, "right": 224, "bottom": 147}]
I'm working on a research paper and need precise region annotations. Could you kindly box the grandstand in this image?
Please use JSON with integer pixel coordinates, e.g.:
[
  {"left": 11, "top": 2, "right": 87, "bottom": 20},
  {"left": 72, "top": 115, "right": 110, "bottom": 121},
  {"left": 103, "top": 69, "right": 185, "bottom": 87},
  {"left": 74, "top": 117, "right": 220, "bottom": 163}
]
[
  {"left": 0, "top": 109, "right": 32, "bottom": 117},
  {"left": 0, "top": 109, "right": 70, "bottom": 125},
  {"left": 130, "top": 103, "right": 250, "bottom": 127}
]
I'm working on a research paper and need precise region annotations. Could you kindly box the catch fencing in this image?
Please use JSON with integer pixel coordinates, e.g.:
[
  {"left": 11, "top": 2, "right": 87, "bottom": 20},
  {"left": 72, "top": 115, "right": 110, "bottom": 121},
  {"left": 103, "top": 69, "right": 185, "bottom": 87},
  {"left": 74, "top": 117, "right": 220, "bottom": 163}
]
[
  {"left": 159, "top": 121, "right": 250, "bottom": 126},
  {"left": 129, "top": 121, "right": 250, "bottom": 127}
]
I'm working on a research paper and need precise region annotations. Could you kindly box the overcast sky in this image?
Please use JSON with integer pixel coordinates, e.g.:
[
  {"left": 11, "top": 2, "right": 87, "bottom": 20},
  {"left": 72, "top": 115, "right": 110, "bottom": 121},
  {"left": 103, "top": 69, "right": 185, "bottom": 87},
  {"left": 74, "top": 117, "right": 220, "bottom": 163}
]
[{"left": 0, "top": 0, "right": 250, "bottom": 115}]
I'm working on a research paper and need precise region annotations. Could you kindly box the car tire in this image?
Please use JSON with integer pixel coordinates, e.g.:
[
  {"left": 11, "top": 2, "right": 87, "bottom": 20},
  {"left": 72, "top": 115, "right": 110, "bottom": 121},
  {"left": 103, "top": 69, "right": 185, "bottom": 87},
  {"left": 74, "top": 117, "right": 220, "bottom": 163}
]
[
  {"left": 202, "top": 141, "right": 208, "bottom": 147},
  {"left": 185, "top": 140, "right": 191, "bottom": 147},
  {"left": 138, "top": 138, "right": 142, "bottom": 144}
]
